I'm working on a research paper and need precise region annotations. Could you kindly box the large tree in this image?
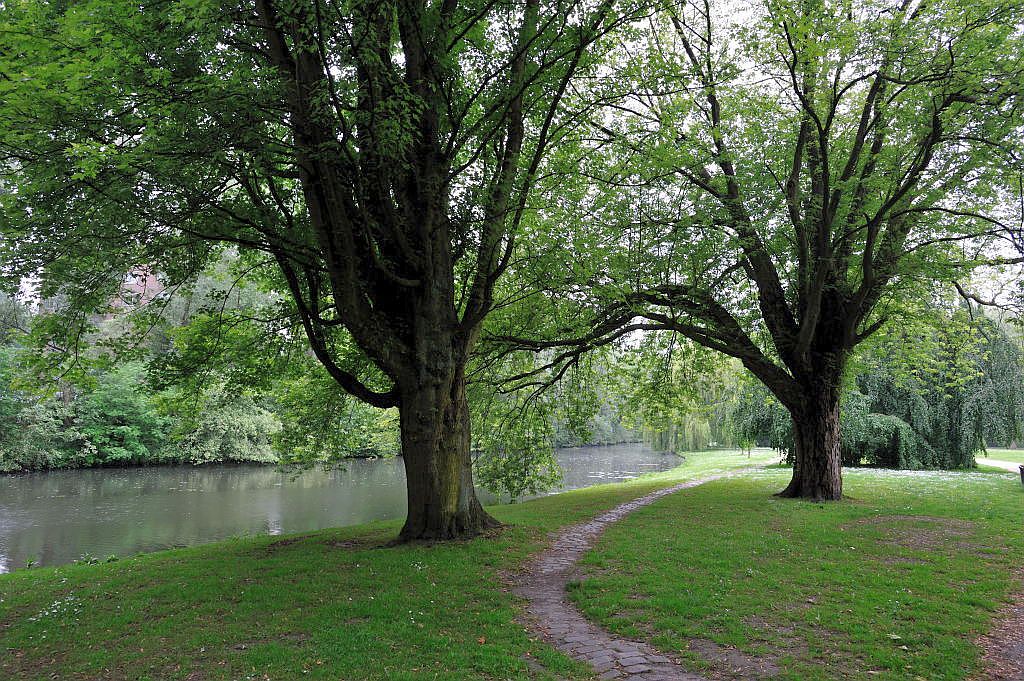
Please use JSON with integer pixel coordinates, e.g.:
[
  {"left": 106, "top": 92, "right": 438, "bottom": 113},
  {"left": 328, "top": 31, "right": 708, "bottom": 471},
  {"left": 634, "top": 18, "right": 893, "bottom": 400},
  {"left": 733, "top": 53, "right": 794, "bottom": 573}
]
[
  {"left": 500, "top": 0, "right": 1024, "bottom": 499},
  {"left": 0, "top": 0, "right": 639, "bottom": 538}
]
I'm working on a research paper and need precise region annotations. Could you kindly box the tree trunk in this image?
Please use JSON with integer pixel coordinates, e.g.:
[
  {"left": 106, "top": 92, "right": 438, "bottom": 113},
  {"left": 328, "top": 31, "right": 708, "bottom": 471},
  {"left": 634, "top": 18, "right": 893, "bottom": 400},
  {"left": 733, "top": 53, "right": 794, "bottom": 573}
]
[
  {"left": 398, "top": 366, "right": 499, "bottom": 541},
  {"left": 776, "top": 383, "right": 843, "bottom": 500}
]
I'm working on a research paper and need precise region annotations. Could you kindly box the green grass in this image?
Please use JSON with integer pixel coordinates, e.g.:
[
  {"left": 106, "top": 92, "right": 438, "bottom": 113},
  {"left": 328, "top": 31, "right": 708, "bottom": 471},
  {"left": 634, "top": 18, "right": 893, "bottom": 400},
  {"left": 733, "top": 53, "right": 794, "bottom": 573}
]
[
  {"left": 981, "top": 448, "right": 1024, "bottom": 464},
  {"left": 2, "top": 453, "right": 1020, "bottom": 680},
  {"left": 572, "top": 467, "right": 1024, "bottom": 680},
  {"left": 0, "top": 449, "right": 772, "bottom": 681}
]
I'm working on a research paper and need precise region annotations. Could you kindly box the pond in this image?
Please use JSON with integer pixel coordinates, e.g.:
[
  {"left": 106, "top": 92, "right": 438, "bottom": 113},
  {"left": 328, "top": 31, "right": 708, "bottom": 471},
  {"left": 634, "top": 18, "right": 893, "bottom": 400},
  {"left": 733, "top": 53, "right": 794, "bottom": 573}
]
[{"left": 0, "top": 443, "right": 678, "bottom": 573}]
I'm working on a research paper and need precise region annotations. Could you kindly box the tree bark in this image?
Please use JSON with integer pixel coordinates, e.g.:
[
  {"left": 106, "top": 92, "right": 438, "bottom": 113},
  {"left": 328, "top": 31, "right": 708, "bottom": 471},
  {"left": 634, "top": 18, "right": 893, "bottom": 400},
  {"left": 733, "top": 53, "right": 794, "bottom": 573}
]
[
  {"left": 776, "top": 382, "right": 843, "bottom": 500},
  {"left": 398, "top": 366, "right": 499, "bottom": 541}
]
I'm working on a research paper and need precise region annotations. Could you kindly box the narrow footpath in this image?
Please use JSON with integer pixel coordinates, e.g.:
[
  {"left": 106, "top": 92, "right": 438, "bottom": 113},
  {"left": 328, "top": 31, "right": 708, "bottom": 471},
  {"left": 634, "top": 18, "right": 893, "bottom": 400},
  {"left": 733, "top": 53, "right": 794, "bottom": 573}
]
[
  {"left": 977, "top": 458, "right": 1023, "bottom": 474},
  {"left": 516, "top": 464, "right": 1023, "bottom": 680},
  {"left": 516, "top": 473, "right": 746, "bottom": 680},
  {"left": 973, "top": 456, "right": 1024, "bottom": 680}
]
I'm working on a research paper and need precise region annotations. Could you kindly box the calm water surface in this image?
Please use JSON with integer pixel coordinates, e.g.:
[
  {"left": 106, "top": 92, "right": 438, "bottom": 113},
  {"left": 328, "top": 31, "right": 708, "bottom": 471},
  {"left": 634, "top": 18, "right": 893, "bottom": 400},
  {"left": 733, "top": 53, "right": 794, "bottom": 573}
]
[{"left": 0, "top": 443, "right": 677, "bottom": 572}]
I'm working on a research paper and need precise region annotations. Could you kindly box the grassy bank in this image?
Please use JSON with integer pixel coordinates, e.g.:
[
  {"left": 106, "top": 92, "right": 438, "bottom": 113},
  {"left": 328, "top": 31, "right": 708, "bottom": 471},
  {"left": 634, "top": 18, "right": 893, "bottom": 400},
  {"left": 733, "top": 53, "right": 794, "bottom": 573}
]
[
  {"left": 0, "top": 450, "right": 772, "bottom": 680},
  {"left": 1, "top": 453, "right": 1020, "bottom": 680},
  {"left": 572, "top": 467, "right": 1024, "bottom": 680}
]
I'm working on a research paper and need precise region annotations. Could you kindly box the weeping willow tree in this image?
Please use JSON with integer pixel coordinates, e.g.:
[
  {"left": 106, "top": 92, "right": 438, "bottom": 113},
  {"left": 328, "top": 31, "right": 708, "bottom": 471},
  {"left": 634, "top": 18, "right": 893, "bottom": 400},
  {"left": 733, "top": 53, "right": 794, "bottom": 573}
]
[
  {"left": 858, "top": 306, "right": 1024, "bottom": 466},
  {"left": 608, "top": 336, "right": 746, "bottom": 453},
  {"left": 734, "top": 302, "right": 1024, "bottom": 468}
]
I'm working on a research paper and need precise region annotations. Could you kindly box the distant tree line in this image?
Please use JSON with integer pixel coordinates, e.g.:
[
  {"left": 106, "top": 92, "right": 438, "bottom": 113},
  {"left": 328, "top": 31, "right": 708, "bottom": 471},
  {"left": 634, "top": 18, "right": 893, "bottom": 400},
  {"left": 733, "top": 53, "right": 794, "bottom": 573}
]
[
  {"left": 0, "top": 264, "right": 402, "bottom": 472},
  {"left": 0, "top": 263, "right": 637, "bottom": 476}
]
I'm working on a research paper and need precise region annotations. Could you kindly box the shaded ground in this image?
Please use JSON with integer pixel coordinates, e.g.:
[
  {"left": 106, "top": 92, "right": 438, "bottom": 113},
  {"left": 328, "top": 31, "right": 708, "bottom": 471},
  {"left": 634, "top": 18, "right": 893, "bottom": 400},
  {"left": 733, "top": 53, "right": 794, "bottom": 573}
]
[
  {"left": 0, "top": 450, "right": 773, "bottom": 681},
  {"left": 977, "top": 569, "right": 1024, "bottom": 681},
  {"left": 1, "top": 457, "right": 1021, "bottom": 680}
]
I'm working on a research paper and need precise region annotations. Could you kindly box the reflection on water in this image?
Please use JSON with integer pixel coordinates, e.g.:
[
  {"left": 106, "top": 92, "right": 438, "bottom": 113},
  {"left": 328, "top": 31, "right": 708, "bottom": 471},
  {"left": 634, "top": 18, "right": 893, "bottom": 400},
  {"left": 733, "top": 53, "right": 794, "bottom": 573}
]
[{"left": 0, "top": 443, "right": 677, "bottom": 572}]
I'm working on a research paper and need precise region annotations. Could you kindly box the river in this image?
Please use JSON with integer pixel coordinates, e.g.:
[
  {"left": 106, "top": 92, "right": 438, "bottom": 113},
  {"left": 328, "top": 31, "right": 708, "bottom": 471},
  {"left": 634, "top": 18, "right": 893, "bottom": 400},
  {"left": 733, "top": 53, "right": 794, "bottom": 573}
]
[{"left": 0, "top": 443, "right": 678, "bottom": 573}]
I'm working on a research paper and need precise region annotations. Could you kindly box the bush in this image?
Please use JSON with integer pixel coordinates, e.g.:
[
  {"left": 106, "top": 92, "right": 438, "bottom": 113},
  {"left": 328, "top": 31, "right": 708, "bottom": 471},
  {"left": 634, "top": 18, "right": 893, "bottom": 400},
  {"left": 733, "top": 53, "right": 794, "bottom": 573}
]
[
  {"left": 844, "top": 413, "right": 928, "bottom": 469},
  {"left": 0, "top": 401, "right": 73, "bottom": 472},
  {"left": 176, "top": 392, "right": 281, "bottom": 464},
  {"left": 73, "top": 363, "right": 171, "bottom": 466},
  {"left": 0, "top": 347, "right": 80, "bottom": 471}
]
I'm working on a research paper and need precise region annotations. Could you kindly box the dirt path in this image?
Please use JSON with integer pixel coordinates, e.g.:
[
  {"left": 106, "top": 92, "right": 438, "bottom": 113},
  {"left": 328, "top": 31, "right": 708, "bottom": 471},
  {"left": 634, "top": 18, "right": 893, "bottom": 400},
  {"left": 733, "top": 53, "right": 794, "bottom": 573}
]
[
  {"left": 978, "top": 600, "right": 1024, "bottom": 680},
  {"left": 516, "top": 473, "right": 747, "bottom": 680},
  {"left": 976, "top": 565, "right": 1024, "bottom": 681},
  {"left": 941, "top": 458, "right": 1023, "bottom": 680},
  {"left": 976, "top": 458, "right": 1023, "bottom": 474}
]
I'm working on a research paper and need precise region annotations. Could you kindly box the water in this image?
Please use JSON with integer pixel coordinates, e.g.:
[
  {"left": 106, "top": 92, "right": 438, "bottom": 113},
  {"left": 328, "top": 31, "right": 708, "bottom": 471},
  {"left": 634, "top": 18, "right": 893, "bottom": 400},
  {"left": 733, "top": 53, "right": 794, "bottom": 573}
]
[{"left": 0, "top": 443, "right": 677, "bottom": 573}]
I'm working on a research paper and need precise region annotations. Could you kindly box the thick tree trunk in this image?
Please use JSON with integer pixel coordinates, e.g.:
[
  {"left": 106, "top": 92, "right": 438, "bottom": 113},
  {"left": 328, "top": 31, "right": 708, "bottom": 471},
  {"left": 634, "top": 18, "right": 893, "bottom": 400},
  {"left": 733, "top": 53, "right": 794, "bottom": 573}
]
[
  {"left": 398, "top": 367, "right": 499, "bottom": 541},
  {"left": 776, "top": 383, "right": 843, "bottom": 500}
]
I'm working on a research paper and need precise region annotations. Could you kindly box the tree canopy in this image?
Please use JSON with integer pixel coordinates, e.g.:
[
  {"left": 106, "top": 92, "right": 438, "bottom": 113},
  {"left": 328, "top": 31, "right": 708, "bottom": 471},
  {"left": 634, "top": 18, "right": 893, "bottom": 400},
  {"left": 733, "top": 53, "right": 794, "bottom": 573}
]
[
  {"left": 495, "top": 0, "right": 1024, "bottom": 499},
  {"left": 0, "top": 0, "right": 1022, "bottom": 523},
  {"left": 0, "top": 0, "right": 647, "bottom": 538}
]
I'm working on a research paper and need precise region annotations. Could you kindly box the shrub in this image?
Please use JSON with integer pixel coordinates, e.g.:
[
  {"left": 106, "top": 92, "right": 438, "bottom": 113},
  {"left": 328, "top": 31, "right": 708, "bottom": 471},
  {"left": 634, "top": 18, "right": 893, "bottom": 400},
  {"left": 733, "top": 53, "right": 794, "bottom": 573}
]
[
  {"left": 176, "top": 392, "right": 280, "bottom": 464},
  {"left": 844, "top": 413, "right": 928, "bottom": 469},
  {"left": 73, "top": 363, "right": 171, "bottom": 466}
]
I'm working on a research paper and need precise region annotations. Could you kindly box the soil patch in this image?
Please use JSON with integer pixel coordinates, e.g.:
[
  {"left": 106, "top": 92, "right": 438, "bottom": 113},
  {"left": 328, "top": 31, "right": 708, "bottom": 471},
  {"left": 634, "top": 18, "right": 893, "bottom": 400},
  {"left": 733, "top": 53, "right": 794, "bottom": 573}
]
[
  {"left": 844, "top": 514, "right": 976, "bottom": 551},
  {"left": 228, "top": 631, "right": 310, "bottom": 652},
  {"left": 256, "top": 535, "right": 315, "bottom": 555},
  {"left": 976, "top": 572, "right": 1024, "bottom": 680},
  {"left": 687, "top": 638, "right": 780, "bottom": 678}
]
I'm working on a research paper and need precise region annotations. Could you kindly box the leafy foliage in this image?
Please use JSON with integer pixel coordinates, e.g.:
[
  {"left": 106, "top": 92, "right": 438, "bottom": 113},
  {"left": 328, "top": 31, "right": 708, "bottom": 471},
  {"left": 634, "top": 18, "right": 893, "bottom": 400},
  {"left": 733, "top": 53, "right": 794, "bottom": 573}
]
[
  {"left": 272, "top": 368, "right": 399, "bottom": 462},
  {"left": 614, "top": 339, "right": 747, "bottom": 453},
  {"left": 496, "top": 0, "right": 1024, "bottom": 498},
  {"left": 0, "top": 0, "right": 1022, "bottom": 507},
  {"left": 176, "top": 390, "right": 281, "bottom": 465},
  {"left": 468, "top": 351, "right": 634, "bottom": 499},
  {"left": 731, "top": 305, "right": 1024, "bottom": 469},
  {"left": 72, "top": 363, "right": 172, "bottom": 467}
]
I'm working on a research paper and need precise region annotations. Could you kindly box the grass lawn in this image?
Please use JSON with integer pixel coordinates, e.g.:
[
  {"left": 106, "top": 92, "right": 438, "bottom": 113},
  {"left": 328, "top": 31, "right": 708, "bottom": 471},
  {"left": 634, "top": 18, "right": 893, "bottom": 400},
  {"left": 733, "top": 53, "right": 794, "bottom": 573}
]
[
  {"left": 982, "top": 448, "right": 1024, "bottom": 464},
  {"left": 0, "top": 449, "right": 772, "bottom": 681},
  {"left": 1, "top": 454, "right": 1020, "bottom": 680},
  {"left": 571, "top": 466, "right": 1024, "bottom": 680}
]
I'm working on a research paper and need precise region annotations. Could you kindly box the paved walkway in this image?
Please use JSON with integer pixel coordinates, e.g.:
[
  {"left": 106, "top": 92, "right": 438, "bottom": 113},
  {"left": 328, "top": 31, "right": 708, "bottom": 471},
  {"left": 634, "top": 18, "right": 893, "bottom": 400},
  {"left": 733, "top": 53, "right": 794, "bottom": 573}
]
[
  {"left": 977, "top": 458, "right": 1023, "bottom": 474},
  {"left": 517, "top": 473, "right": 745, "bottom": 680}
]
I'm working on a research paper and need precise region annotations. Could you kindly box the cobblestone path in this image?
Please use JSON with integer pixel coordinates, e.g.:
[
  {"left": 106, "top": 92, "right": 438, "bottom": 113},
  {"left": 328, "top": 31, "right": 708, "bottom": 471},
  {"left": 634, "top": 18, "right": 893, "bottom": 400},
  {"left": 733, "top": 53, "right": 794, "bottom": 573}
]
[{"left": 517, "top": 472, "right": 746, "bottom": 680}]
